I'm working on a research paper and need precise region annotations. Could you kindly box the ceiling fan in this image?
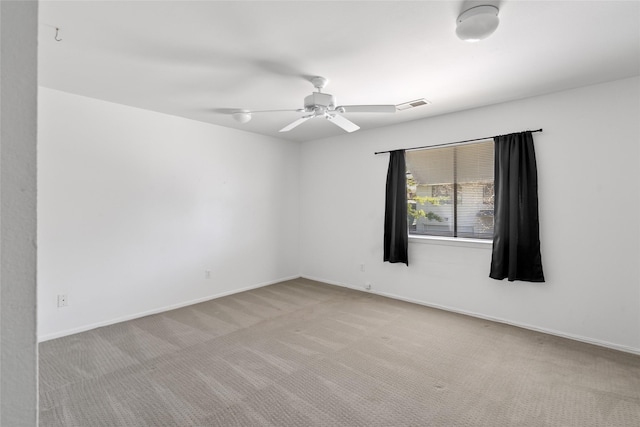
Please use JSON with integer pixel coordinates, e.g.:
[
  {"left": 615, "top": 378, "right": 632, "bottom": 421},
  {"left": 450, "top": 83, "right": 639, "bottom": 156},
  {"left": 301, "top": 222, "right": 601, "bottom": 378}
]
[{"left": 225, "top": 76, "right": 397, "bottom": 133}]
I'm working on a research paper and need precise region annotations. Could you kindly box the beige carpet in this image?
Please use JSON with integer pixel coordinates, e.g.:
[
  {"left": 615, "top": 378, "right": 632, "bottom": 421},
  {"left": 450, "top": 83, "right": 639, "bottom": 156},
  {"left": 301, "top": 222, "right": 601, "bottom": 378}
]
[{"left": 39, "top": 278, "right": 640, "bottom": 426}]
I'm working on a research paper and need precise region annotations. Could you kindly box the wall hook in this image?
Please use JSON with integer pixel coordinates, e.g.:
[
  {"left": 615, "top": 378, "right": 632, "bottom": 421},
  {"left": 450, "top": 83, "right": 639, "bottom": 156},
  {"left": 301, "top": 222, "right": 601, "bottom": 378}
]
[{"left": 54, "top": 27, "right": 62, "bottom": 42}]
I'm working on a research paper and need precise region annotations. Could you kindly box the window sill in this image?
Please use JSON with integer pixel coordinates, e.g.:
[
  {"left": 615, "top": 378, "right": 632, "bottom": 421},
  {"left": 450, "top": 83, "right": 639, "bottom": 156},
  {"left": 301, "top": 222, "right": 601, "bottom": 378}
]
[{"left": 409, "top": 235, "right": 493, "bottom": 249}]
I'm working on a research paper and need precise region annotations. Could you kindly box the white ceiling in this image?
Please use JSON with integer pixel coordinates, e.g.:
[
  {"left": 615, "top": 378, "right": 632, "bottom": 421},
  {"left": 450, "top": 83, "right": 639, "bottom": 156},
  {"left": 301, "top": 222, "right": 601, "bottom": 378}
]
[{"left": 38, "top": 0, "right": 640, "bottom": 142}]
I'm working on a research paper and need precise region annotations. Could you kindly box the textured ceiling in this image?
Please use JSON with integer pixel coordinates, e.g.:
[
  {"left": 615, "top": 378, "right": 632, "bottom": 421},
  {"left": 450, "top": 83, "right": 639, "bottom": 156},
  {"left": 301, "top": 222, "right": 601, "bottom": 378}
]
[{"left": 38, "top": 0, "right": 640, "bottom": 142}]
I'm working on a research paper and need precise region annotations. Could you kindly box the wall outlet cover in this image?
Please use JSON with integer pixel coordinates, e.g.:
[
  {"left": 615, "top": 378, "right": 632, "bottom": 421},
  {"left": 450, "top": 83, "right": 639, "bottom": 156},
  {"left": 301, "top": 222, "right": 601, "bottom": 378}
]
[{"left": 57, "top": 294, "right": 68, "bottom": 307}]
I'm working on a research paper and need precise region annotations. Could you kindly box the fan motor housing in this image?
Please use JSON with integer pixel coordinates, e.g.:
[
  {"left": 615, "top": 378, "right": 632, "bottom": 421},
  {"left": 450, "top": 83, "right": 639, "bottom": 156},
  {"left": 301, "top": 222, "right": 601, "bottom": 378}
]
[{"left": 304, "top": 92, "right": 336, "bottom": 111}]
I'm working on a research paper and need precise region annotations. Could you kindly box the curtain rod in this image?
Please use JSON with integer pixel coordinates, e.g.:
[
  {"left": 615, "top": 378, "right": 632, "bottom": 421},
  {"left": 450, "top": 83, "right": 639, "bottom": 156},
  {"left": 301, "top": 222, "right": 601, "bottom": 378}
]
[{"left": 374, "top": 128, "right": 543, "bottom": 155}]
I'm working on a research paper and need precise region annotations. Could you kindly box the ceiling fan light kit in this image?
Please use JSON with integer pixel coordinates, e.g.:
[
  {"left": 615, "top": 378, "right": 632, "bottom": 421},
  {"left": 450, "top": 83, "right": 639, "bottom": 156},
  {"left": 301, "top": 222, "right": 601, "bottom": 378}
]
[
  {"left": 231, "top": 111, "right": 252, "bottom": 123},
  {"left": 456, "top": 5, "right": 500, "bottom": 42},
  {"left": 304, "top": 92, "right": 337, "bottom": 112},
  {"left": 225, "top": 76, "right": 397, "bottom": 134}
]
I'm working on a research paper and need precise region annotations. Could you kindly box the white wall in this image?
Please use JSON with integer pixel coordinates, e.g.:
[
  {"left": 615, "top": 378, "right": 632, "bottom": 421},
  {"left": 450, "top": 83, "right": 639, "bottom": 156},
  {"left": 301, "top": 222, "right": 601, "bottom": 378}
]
[
  {"left": 39, "top": 77, "right": 640, "bottom": 353},
  {"left": 300, "top": 76, "right": 640, "bottom": 354},
  {"left": 0, "top": 1, "right": 39, "bottom": 425},
  {"left": 38, "top": 88, "right": 300, "bottom": 340}
]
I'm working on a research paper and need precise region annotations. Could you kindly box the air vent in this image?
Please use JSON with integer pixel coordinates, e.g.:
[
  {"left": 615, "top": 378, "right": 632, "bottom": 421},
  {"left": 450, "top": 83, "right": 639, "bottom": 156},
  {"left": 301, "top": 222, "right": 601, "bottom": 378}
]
[{"left": 396, "top": 98, "right": 431, "bottom": 111}]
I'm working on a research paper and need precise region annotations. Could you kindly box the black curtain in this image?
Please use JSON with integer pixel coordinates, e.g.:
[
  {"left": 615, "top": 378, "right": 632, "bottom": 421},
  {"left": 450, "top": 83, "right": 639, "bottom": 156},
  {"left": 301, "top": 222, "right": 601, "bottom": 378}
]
[
  {"left": 490, "top": 131, "right": 545, "bottom": 282},
  {"left": 384, "top": 150, "right": 408, "bottom": 265}
]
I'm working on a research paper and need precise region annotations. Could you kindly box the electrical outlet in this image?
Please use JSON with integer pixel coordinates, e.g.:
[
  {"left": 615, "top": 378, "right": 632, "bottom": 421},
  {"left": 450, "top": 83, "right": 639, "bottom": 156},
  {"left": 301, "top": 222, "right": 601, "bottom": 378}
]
[
  {"left": 205, "top": 270, "right": 211, "bottom": 279},
  {"left": 57, "top": 294, "right": 68, "bottom": 308},
  {"left": 360, "top": 263, "right": 365, "bottom": 272}
]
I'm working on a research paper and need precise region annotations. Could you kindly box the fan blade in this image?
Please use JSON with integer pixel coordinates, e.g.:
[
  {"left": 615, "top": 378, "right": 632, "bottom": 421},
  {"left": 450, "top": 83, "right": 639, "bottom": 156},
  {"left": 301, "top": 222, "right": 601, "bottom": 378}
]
[
  {"left": 326, "top": 114, "right": 360, "bottom": 133},
  {"left": 211, "top": 108, "right": 247, "bottom": 114},
  {"left": 211, "top": 108, "right": 302, "bottom": 115},
  {"left": 250, "top": 109, "right": 304, "bottom": 114},
  {"left": 279, "top": 116, "right": 313, "bottom": 132},
  {"left": 336, "top": 105, "right": 396, "bottom": 113}
]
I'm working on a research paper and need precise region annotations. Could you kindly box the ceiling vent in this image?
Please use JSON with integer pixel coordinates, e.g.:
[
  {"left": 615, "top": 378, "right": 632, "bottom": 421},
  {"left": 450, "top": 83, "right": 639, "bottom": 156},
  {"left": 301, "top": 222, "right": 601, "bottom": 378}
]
[{"left": 396, "top": 98, "right": 431, "bottom": 111}]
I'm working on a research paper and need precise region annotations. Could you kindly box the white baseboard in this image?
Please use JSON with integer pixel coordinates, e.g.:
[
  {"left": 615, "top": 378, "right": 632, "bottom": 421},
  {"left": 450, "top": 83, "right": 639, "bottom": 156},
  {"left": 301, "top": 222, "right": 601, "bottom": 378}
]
[
  {"left": 38, "top": 275, "right": 300, "bottom": 342},
  {"left": 300, "top": 274, "right": 640, "bottom": 356}
]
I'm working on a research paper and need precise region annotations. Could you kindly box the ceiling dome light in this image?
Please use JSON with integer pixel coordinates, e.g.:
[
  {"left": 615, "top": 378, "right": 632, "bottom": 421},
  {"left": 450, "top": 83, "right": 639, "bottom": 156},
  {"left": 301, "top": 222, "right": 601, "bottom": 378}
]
[
  {"left": 456, "top": 5, "right": 499, "bottom": 42},
  {"left": 232, "top": 111, "right": 252, "bottom": 124}
]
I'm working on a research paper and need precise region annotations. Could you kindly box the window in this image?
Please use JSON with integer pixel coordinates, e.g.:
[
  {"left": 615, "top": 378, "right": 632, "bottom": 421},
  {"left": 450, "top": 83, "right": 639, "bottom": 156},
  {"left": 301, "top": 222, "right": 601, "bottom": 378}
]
[{"left": 406, "top": 140, "right": 494, "bottom": 239}]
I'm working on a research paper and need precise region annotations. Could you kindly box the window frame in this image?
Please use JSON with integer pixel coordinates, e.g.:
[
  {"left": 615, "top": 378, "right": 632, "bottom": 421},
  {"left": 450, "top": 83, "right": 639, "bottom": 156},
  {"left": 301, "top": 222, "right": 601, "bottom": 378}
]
[{"left": 405, "top": 139, "right": 495, "bottom": 244}]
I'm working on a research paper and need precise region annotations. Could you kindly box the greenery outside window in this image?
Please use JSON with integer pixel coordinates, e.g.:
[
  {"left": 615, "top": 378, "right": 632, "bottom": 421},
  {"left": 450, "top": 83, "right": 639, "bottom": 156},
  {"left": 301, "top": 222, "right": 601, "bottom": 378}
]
[{"left": 406, "top": 140, "right": 494, "bottom": 239}]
